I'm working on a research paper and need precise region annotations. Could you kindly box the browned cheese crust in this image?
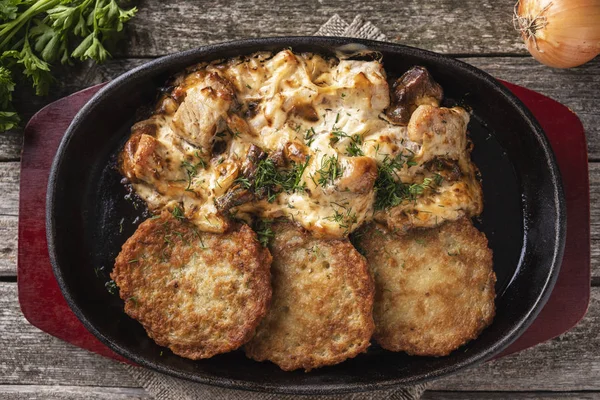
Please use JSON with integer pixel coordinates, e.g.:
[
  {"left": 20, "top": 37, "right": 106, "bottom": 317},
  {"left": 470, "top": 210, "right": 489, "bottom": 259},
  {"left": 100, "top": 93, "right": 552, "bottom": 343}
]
[
  {"left": 244, "top": 221, "right": 375, "bottom": 371},
  {"left": 110, "top": 211, "right": 272, "bottom": 359},
  {"left": 358, "top": 218, "right": 496, "bottom": 356}
]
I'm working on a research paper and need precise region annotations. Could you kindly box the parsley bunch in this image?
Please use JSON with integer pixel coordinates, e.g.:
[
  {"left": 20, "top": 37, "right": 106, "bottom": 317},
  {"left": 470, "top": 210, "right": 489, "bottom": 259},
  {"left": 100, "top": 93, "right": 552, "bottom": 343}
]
[{"left": 0, "top": 0, "right": 137, "bottom": 132}]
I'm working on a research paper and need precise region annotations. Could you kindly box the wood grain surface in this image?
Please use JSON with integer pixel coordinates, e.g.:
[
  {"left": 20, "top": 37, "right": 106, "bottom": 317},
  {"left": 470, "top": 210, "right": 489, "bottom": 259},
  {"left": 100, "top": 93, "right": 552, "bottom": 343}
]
[{"left": 2, "top": 0, "right": 599, "bottom": 398}]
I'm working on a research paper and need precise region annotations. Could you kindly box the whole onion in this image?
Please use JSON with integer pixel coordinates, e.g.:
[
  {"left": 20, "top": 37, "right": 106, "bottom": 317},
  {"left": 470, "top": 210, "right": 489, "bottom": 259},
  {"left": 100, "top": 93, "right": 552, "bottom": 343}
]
[{"left": 514, "top": 0, "right": 600, "bottom": 68}]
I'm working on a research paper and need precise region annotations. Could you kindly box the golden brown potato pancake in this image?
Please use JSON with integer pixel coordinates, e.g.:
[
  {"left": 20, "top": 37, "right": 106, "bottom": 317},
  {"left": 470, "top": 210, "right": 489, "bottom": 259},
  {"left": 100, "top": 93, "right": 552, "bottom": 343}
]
[
  {"left": 111, "top": 211, "right": 272, "bottom": 359},
  {"left": 357, "top": 218, "right": 495, "bottom": 356},
  {"left": 244, "top": 221, "right": 375, "bottom": 371}
]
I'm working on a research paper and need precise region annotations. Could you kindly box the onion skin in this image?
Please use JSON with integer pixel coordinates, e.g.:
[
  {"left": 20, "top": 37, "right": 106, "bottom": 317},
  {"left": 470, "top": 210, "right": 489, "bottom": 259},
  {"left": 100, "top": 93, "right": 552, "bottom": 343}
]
[{"left": 515, "top": 0, "right": 600, "bottom": 68}]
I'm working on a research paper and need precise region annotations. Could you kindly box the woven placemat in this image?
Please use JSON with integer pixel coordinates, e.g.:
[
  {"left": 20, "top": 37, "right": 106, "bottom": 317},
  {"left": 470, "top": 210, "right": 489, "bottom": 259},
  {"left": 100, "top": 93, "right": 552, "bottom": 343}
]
[{"left": 125, "top": 14, "right": 427, "bottom": 400}]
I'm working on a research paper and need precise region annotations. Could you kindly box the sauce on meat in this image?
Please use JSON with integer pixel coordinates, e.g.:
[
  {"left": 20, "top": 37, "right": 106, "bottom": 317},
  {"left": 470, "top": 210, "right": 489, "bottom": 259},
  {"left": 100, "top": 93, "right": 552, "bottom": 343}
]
[{"left": 119, "top": 50, "right": 482, "bottom": 238}]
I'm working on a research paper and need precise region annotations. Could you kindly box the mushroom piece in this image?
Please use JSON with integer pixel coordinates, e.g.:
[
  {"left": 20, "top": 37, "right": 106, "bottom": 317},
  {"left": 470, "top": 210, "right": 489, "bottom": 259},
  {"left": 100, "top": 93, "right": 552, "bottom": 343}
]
[
  {"left": 385, "top": 66, "right": 443, "bottom": 126},
  {"left": 215, "top": 145, "right": 267, "bottom": 212}
]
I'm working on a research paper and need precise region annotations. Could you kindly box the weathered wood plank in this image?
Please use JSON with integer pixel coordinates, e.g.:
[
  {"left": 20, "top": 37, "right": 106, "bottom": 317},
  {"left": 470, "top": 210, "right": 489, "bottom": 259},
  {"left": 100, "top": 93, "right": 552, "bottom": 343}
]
[
  {"left": 118, "top": 0, "right": 526, "bottom": 57},
  {"left": 0, "top": 283, "right": 139, "bottom": 387},
  {"left": 1, "top": 281, "right": 600, "bottom": 390},
  {"left": 424, "top": 392, "right": 600, "bottom": 399},
  {"left": 0, "top": 216, "right": 18, "bottom": 277},
  {"left": 592, "top": 164, "right": 599, "bottom": 278},
  {"left": 0, "top": 162, "right": 19, "bottom": 217},
  {"left": 0, "top": 131, "right": 22, "bottom": 162},
  {"left": 0, "top": 386, "right": 148, "bottom": 400}
]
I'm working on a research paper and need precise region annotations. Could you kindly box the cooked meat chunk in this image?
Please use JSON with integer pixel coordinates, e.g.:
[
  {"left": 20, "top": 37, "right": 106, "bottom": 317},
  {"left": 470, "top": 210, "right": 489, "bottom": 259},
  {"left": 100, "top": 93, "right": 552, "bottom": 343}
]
[
  {"left": 386, "top": 66, "right": 443, "bottom": 125},
  {"left": 408, "top": 105, "right": 469, "bottom": 163},
  {"left": 357, "top": 219, "right": 495, "bottom": 356},
  {"left": 170, "top": 72, "right": 235, "bottom": 154},
  {"left": 111, "top": 211, "right": 272, "bottom": 359},
  {"left": 337, "top": 156, "right": 378, "bottom": 194},
  {"left": 244, "top": 221, "right": 375, "bottom": 371},
  {"left": 119, "top": 132, "right": 186, "bottom": 187}
]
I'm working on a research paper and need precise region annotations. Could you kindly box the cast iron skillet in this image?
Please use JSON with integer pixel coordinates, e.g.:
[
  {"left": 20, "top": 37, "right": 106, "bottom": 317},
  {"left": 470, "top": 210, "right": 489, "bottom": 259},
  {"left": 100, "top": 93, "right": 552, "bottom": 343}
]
[{"left": 47, "top": 37, "right": 566, "bottom": 394}]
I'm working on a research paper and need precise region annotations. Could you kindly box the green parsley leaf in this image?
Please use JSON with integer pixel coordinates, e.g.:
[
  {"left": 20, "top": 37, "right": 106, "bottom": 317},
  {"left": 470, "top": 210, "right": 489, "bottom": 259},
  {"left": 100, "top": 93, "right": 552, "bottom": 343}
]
[
  {"left": 0, "top": 66, "right": 18, "bottom": 130},
  {"left": 0, "top": 0, "right": 22, "bottom": 22},
  {"left": 0, "top": 0, "right": 137, "bottom": 132}
]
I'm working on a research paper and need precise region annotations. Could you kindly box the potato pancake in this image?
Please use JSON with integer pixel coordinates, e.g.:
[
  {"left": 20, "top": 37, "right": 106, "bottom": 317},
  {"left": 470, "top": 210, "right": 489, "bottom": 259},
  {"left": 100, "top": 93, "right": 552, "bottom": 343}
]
[
  {"left": 111, "top": 211, "right": 272, "bottom": 359},
  {"left": 244, "top": 221, "right": 374, "bottom": 371},
  {"left": 357, "top": 218, "right": 495, "bottom": 356}
]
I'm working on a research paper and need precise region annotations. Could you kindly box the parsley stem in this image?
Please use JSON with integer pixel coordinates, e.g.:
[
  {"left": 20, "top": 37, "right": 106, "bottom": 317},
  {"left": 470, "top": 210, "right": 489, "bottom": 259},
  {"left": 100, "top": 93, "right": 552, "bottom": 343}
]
[{"left": 0, "top": 0, "right": 60, "bottom": 48}]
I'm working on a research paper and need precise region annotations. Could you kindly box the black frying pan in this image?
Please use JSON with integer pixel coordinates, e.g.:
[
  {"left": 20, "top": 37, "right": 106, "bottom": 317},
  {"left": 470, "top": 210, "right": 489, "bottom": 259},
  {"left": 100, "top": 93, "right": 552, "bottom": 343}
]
[{"left": 46, "top": 37, "right": 566, "bottom": 394}]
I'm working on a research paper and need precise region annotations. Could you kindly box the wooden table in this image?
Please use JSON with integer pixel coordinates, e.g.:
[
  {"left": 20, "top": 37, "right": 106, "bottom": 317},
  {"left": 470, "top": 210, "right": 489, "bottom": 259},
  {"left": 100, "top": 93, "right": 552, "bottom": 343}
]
[{"left": 2, "top": 1, "right": 599, "bottom": 398}]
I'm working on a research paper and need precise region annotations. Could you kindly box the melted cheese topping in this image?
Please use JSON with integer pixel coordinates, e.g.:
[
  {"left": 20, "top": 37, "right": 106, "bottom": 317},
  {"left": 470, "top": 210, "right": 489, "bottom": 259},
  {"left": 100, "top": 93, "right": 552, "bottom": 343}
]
[{"left": 119, "top": 50, "right": 482, "bottom": 238}]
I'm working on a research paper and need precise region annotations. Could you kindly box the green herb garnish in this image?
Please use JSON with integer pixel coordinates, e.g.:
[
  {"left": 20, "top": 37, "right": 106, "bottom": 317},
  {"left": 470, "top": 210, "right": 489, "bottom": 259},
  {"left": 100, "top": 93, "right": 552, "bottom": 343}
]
[
  {"left": 0, "top": 0, "right": 137, "bottom": 132},
  {"left": 254, "top": 219, "right": 274, "bottom": 247},
  {"left": 316, "top": 155, "right": 342, "bottom": 187},
  {"left": 326, "top": 206, "right": 357, "bottom": 233},
  {"left": 329, "top": 129, "right": 364, "bottom": 157},
  {"left": 237, "top": 155, "right": 310, "bottom": 203},
  {"left": 171, "top": 205, "right": 185, "bottom": 220},
  {"left": 305, "top": 127, "right": 317, "bottom": 146},
  {"left": 374, "top": 153, "right": 443, "bottom": 210}
]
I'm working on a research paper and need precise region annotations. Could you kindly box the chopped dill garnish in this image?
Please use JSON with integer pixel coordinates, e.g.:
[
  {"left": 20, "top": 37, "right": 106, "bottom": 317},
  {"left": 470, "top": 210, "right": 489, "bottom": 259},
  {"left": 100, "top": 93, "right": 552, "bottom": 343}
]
[
  {"left": 330, "top": 129, "right": 364, "bottom": 157},
  {"left": 326, "top": 206, "right": 357, "bottom": 233},
  {"left": 253, "top": 158, "right": 283, "bottom": 202},
  {"left": 236, "top": 155, "right": 310, "bottom": 203},
  {"left": 408, "top": 178, "right": 434, "bottom": 197},
  {"left": 181, "top": 153, "right": 206, "bottom": 191},
  {"left": 346, "top": 135, "right": 364, "bottom": 156},
  {"left": 172, "top": 206, "right": 185, "bottom": 220},
  {"left": 192, "top": 227, "right": 207, "bottom": 249},
  {"left": 254, "top": 219, "right": 274, "bottom": 247},
  {"left": 305, "top": 127, "right": 317, "bottom": 146},
  {"left": 235, "top": 176, "right": 252, "bottom": 189},
  {"left": 316, "top": 155, "right": 343, "bottom": 187},
  {"left": 374, "top": 153, "right": 443, "bottom": 210}
]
